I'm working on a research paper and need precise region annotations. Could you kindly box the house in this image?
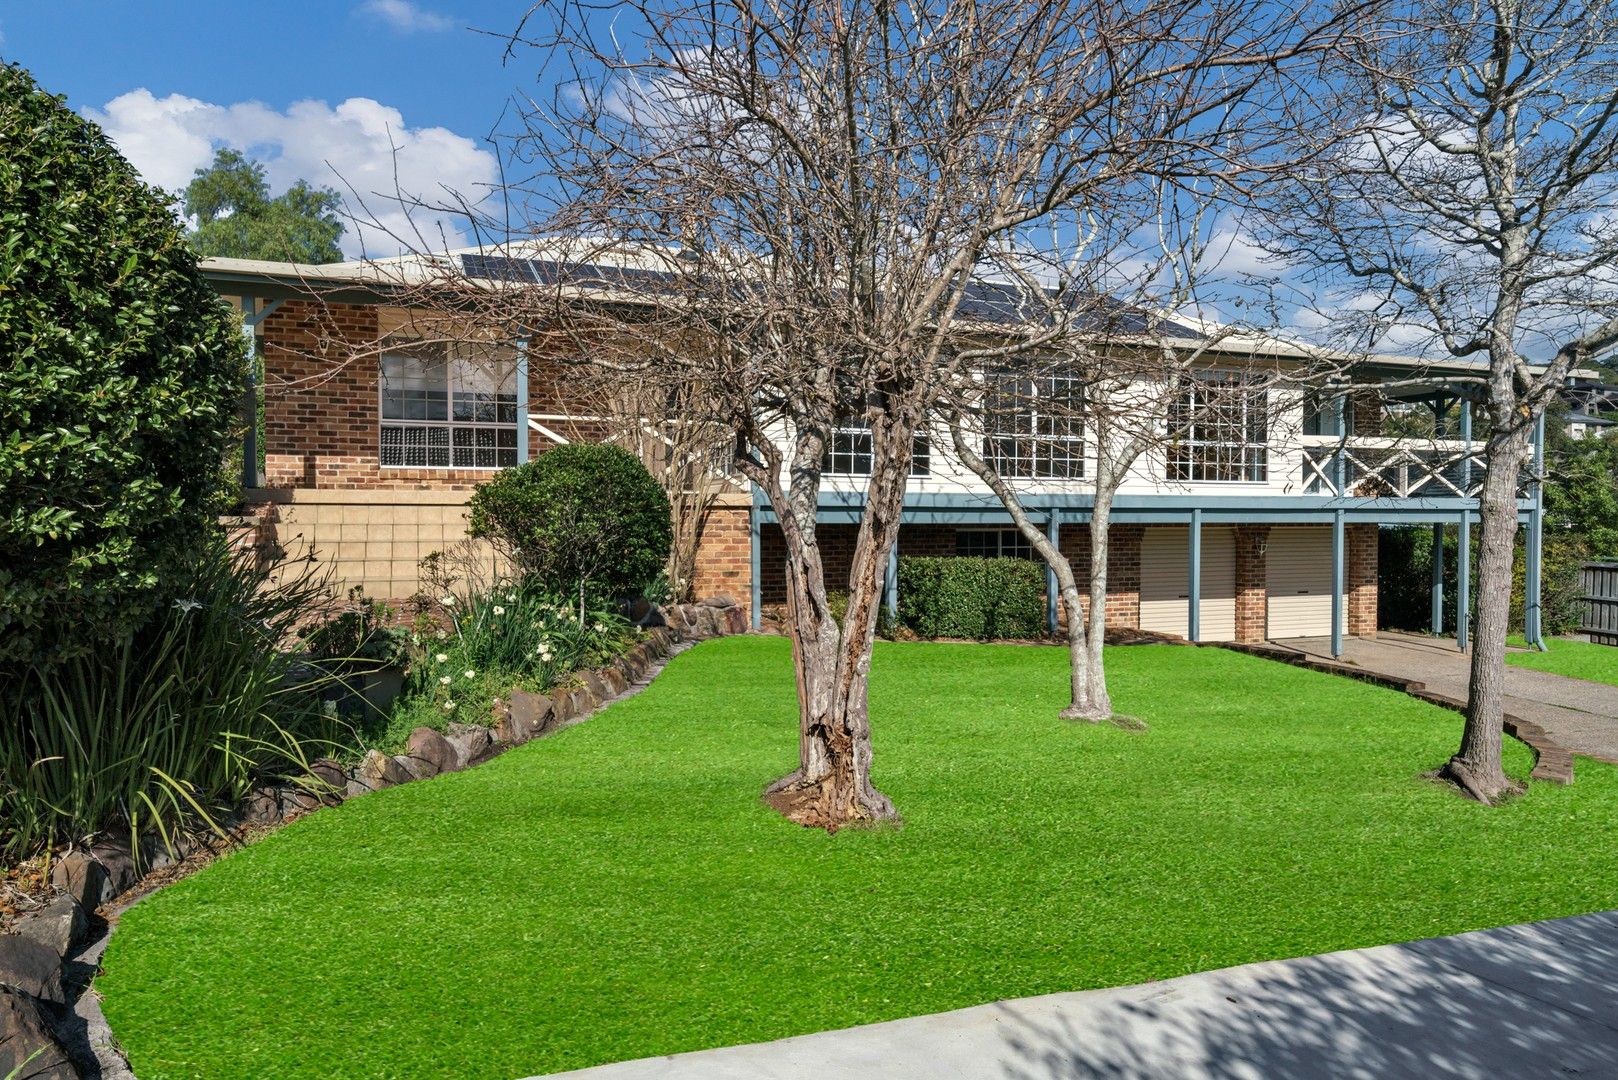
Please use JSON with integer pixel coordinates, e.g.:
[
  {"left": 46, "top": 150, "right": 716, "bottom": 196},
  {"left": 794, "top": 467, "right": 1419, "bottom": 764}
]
[
  {"left": 203, "top": 245, "right": 1557, "bottom": 657},
  {"left": 1564, "top": 377, "right": 1618, "bottom": 440}
]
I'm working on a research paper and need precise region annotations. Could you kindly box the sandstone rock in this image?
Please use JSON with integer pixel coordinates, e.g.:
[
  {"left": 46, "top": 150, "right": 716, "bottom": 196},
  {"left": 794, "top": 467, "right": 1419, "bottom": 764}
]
[
  {"left": 404, "top": 728, "right": 457, "bottom": 777},
  {"left": 602, "top": 667, "right": 628, "bottom": 697},
  {"left": 15, "top": 896, "right": 85, "bottom": 961},
  {"left": 663, "top": 606, "right": 689, "bottom": 632},
  {"left": 86, "top": 842, "right": 135, "bottom": 903},
  {"left": 0, "top": 935, "right": 64, "bottom": 1005},
  {"left": 695, "top": 605, "right": 722, "bottom": 636},
  {"left": 48, "top": 854, "right": 104, "bottom": 913},
  {"left": 447, "top": 726, "right": 493, "bottom": 768},
  {"left": 567, "top": 686, "right": 596, "bottom": 717},
  {"left": 724, "top": 606, "right": 749, "bottom": 634},
  {"left": 355, "top": 749, "right": 411, "bottom": 792},
  {"left": 307, "top": 758, "right": 348, "bottom": 804},
  {"left": 501, "top": 691, "right": 554, "bottom": 743},
  {"left": 583, "top": 670, "right": 612, "bottom": 702},
  {"left": 700, "top": 594, "right": 737, "bottom": 607},
  {"left": 243, "top": 786, "right": 291, "bottom": 826},
  {"left": 0, "top": 987, "right": 75, "bottom": 1080}
]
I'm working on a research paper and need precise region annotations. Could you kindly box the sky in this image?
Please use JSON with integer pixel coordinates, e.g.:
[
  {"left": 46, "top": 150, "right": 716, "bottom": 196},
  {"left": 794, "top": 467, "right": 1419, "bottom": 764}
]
[{"left": 1, "top": 0, "right": 535, "bottom": 258}]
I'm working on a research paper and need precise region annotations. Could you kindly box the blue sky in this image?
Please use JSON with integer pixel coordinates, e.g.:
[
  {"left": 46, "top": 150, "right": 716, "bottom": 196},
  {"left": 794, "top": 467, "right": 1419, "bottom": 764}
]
[{"left": 2, "top": 1, "right": 535, "bottom": 256}]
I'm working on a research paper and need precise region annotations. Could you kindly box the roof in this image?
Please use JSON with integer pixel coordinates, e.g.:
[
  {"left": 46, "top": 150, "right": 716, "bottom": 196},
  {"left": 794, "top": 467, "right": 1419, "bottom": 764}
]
[{"left": 199, "top": 243, "right": 1596, "bottom": 380}]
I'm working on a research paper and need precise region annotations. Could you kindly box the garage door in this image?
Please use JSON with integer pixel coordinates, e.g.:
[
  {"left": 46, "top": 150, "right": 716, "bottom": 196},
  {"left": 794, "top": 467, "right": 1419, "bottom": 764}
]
[
  {"left": 1266, "top": 526, "right": 1334, "bottom": 638},
  {"left": 1139, "top": 525, "right": 1236, "bottom": 641}
]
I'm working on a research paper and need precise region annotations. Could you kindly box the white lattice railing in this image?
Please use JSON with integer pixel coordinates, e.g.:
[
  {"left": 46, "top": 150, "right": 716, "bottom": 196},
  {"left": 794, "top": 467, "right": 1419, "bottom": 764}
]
[{"left": 1299, "top": 435, "right": 1495, "bottom": 498}]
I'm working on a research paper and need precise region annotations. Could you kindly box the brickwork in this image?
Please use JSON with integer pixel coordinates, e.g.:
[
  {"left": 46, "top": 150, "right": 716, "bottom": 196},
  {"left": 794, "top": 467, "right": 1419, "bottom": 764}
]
[
  {"left": 689, "top": 501, "right": 753, "bottom": 616},
  {"left": 1234, "top": 525, "right": 1270, "bottom": 643},
  {"left": 1348, "top": 523, "right": 1379, "bottom": 637}
]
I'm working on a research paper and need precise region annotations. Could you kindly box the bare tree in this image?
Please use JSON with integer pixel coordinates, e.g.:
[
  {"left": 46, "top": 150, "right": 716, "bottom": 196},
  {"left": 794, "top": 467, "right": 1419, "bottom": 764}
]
[{"left": 1255, "top": 0, "right": 1618, "bottom": 802}]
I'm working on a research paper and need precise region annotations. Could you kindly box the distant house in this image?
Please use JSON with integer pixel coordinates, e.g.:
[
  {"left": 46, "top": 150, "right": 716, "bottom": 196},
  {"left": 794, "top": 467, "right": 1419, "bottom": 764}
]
[
  {"left": 1564, "top": 377, "right": 1618, "bottom": 440},
  {"left": 202, "top": 244, "right": 1567, "bottom": 655}
]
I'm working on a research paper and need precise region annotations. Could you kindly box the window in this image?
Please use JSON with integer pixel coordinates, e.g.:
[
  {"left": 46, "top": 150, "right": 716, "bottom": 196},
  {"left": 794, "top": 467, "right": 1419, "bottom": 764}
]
[
  {"left": 822, "top": 421, "right": 931, "bottom": 476},
  {"left": 956, "top": 528, "right": 1034, "bottom": 559},
  {"left": 981, "top": 372, "right": 1085, "bottom": 478},
  {"left": 379, "top": 342, "right": 520, "bottom": 469},
  {"left": 1166, "top": 374, "right": 1268, "bottom": 482},
  {"left": 1302, "top": 392, "right": 1353, "bottom": 437}
]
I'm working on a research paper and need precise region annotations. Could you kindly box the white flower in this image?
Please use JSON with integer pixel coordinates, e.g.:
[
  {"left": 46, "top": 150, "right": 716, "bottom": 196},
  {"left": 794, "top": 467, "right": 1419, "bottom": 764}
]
[
  {"left": 439, "top": 675, "right": 452, "bottom": 685},
  {"left": 435, "top": 629, "right": 448, "bottom": 641},
  {"left": 493, "top": 606, "right": 506, "bottom": 616},
  {"left": 506, "top": 593, "right": 517, "bottom": 603},
  {"left": 172, "top": 598, "right": 201, "bottom": 613},
  {"left": 440, "top": 594, "right": 457, "bottom": 607},
  {"left": 463, "top": 669, "right": 476, "bottom": 679},
  {"left": 443, "top": 701, "right": 457, "bottom": 712},
  {"left": 435, "top": 652, "right": 448, "bottom": 664}
]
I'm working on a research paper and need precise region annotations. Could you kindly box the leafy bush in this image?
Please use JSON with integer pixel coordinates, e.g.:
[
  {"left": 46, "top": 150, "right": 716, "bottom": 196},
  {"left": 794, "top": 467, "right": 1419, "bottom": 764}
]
[
  {"left": 897, "top": 556, "right": 1045, "bottom": 640},
  {"left": 300, "top": 588, "right": 412, "bottom": 672},
  {"left": 0, "top": 64, "right": 247, "bottom": 664},
  {"left": 467, "top": 444, "right": 672, "bottom": 602},
  {"left": 379, "top": 578, "right": 634, "bottom": 749},
  {"left": 0, "top": 536, "right": 338, "bottom": 863}
]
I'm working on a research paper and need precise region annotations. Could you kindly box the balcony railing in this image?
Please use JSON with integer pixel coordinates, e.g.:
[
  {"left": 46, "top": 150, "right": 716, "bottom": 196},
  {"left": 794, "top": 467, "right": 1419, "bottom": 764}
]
[{"left": 1298, "top": 435, "right": 1495, "bottom": 499}]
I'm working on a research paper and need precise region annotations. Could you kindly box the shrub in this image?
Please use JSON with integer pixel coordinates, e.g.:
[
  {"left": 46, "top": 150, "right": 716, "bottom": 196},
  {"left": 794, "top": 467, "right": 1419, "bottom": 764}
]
[
  {"left": 0, "top": 536, "right": 338, "bottom": 864},
  {"left": 466, "top": 444, "right": 672, "bottom": 603},
  {"left": 897, "top": 556, "right": 1046, "bottom": 640},
  {"left": 0, "top": 64, "right": 247, "bottom": 664}
]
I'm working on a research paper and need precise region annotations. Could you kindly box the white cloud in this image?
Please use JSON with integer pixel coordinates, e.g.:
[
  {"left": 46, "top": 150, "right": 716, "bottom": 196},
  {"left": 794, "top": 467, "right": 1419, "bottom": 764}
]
[
  {"left": 85, "top": 89, "right": 498, "bottom": 259},
  {"left": 357, "top": 0, "right": 455, "bottom": 32}
]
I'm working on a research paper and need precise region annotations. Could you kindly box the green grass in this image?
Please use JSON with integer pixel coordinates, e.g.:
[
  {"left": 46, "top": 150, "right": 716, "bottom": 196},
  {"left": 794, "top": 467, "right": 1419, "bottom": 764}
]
[
  {"left": 99, "top": 639, "right": 1618, "bottom": 1080},
  {"left": 1507, "top": 636, "right": 1618, "bottom": 686}
]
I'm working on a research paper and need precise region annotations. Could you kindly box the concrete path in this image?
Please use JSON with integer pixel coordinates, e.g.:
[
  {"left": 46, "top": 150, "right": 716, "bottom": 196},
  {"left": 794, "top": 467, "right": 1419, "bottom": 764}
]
[
  {"left": 1276, "top": 632, "right": 1618, "bottom": 764},
  {"left": 538, "top": 910, "right": 1618, "bottom": 1079}
]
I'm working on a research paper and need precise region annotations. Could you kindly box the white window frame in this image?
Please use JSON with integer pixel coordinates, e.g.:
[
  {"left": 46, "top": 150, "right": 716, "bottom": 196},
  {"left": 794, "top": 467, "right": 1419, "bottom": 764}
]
[
  {"left": 1166, "top": 373, "right": 1269, "bottom": 483},
  {"left": 821, "top": 420, "right": 931, "bottom": 477},
  {"left": 955, "top": 527, "right": 1035, "bottom": 559},
  {"left": 378, "top": 341, "right": 521, "bottom": 471},
  {"left": 981, "top": 371, "right": 1086, "bottom": 479}
]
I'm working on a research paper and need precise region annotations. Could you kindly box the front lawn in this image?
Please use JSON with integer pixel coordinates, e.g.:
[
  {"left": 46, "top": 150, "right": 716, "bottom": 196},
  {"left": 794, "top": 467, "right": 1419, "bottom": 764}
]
[
  {"left": 99, "top": 638, "right": 1618, "bottom": 1080},
  {"left": 1507, "top": 636, "right": 1618, "bottom": 687}
]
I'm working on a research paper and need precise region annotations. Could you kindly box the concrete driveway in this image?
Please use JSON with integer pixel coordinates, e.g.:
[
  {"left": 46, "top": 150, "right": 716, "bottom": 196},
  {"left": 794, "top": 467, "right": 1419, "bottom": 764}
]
[
  {"left": 1274, "top": 632, "right": 1618, "bottom": 764},
  {"left": 538, "top": 910, "right": 1618, "bottom": 1080}
]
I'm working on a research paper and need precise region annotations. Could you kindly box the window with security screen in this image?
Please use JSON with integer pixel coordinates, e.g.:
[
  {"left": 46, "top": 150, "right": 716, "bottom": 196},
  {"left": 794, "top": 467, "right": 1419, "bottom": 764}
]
[
  {"left": 1166, "top": 374, "right": 1268, "bottom": 482},
  {"left": 379, "top": 342, "right": 520, "bottom": 469},
  {"left": 981, "top": 372, "right": 1085, "bottom": 478},
  {"left": 822, "top": 421, "right": 930, "bottom": 476},
  {"left": 955, "top": 528, "right": 1035, "bottom": 559}
]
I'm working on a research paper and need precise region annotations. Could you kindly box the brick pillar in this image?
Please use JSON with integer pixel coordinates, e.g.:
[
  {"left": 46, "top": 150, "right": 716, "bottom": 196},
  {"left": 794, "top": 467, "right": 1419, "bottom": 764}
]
[
  {"left": 691, "top": 503, "right": 753, "bottom": 616},
  {"left": 1348, "top": 523, "right": 1379, "bottom": 637},
  {"left": 1234, "top": 524, "right": 1270, "bottom": 642},
  {"left": 1103, "top": 524, "right": 1142, "bottom": 629}
]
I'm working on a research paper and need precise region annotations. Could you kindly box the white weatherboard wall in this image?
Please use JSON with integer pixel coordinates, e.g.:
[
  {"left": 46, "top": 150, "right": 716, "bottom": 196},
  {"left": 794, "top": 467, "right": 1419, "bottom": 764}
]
[
  {"left": 1266, "top": 526, "right": 1333, "bottom": 638},
  {"left": 1139, "top": 525, "right": 1236, "bottom": 641}
]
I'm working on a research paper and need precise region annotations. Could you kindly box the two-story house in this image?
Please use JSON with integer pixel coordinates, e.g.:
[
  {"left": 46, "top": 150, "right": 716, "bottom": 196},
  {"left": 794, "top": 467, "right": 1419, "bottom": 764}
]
[{"left": 204, "top": 244, "right": 1554, "bottom": 658}]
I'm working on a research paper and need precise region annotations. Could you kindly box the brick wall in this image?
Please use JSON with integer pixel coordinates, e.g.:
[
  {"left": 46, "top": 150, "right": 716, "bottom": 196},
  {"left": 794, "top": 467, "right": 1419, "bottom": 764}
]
[
  {"left": 690, "top": 500, "right": 752, "bottom": 615},
  {"left": 1348, "top": 523, "right": 1379, "bottom": 637},
  {"left": 1234, "top": 524, "right": 1269, "bottom": 643}
]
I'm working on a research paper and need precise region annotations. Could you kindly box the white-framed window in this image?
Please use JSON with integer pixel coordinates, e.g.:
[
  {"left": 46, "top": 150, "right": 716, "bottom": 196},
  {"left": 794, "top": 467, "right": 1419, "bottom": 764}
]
[
  {"left": 379, "top": 341, "right": 520, "bottom": 469},
  {"left": 981, "top": 372, "right": 1085, "bottom": 478},
  {"left": 1166, "top": 373, "right": 1268, "bottom": 482},
  {"left": 822, "top": 421, "right": 931, "bottom": 476},
  {"left": 955, "top": 527, "right": 1035, "bottom": 559}
]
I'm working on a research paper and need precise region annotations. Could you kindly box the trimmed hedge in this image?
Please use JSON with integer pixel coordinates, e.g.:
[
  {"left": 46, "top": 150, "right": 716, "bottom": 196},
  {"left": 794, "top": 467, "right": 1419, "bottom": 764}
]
[{"left": 897, "top": 556, "right": 1045, "bottom": 640}]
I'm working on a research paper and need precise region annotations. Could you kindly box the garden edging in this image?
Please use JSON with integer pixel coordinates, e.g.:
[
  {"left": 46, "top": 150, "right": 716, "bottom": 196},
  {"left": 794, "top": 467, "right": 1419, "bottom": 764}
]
[{"left": 0, "top": 596, "right": 748, "bottom": 1080}]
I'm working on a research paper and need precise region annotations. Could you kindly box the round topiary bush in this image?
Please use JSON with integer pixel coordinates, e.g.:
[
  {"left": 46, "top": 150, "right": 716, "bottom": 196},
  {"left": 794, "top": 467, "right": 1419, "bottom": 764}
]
[
  {"left": 0, "top": 63, "right": 247, "bottom": 664},
  {"left": 467, "top": 443, "right": 672, "bottom": 601}
]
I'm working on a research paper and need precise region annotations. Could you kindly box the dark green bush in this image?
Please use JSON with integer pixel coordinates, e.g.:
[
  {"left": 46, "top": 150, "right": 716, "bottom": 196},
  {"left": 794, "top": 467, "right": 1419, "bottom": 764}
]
[
  {"left": 466, "top": 443, "right": 672, "bottom": 600},
  {"left": 897, "top": 556, "right": 1045, "bottom": 640},
  {"left": 0, "top": 64, "right": 246, "bottom": 664}
]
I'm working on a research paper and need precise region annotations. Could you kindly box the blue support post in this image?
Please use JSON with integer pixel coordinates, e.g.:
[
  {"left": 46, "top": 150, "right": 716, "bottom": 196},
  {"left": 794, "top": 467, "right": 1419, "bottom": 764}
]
[
  {"left": 1526, "top": 412, "right": 1546, "bottom": 649},
  {"left": 514, "top": 336, "right": 530, "bottom": 465},
  {"left": 1430, "top": 523, "right": 1445, "bottom": 635},
  {"left": 1460, "top": 400, "right": 1474, "bottom": 492},
  {"left": 1331, "top": 510, "right": 1345, "bottom": 658},
  {"left": 1332, "top": 392, "right": 1348, "bottom": 494},
  {"left": 1457, "top": 511, "right": 1471, "bottom": 652},
  {"left": 240, "top": 297, "right": 259, "bottom": 489},
  {"left": 885, "top": 534, "right": 899, "bottom": 623},
  {"left": 749, "top": 502, "right": 763, "bottom": 630},
  {"left": 1188, "top": 509, "right": 1202, "bottom": 643},
  {"left": 1046, "top": 512, "right": 1060, "bottom": 634}
]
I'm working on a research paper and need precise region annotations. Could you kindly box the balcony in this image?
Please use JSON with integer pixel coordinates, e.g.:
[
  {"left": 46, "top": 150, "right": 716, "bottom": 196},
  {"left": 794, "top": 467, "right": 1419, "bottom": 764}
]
[{"left": 1298, "top": 435, "right": 1495, "bottom": 499}]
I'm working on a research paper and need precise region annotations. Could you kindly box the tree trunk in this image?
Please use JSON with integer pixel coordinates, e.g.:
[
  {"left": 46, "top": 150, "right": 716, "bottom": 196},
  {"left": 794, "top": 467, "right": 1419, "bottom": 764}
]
[
  {"left": 762, "top": 418, "right": 908, "bottom": 831},
  {"left": 1077, "top": 488, "right": 1116, "bottom": 721},
  {"left": 1443, "top": 423, "right": 1529, "bottom": 804}
]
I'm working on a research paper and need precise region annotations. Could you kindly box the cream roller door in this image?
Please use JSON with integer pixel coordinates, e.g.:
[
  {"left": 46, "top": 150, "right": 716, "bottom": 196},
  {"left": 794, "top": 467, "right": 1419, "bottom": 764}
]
[
  {"left": 1139, "top": 525, "right": 1236, "bottom": 641},
  {"left": 1266, "top": 526, "right": 1334, "bottom": 638}
]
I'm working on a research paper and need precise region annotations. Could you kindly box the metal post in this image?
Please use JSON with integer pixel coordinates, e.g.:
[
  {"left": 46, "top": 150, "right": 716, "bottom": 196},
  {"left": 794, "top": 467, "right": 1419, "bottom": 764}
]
[
  {"left": 1457, "top": 511, "right": 1471, "bottom": 652},
  {"left": 885, "top": 533, "right": 899, "bottom": 623},
  {"left": 1430, "top": 523, "right": 1446, "bottom": 635},
  {"left": 240, "top": 297, "right": 259, "bottom": 489},
  {"left": 1526, "top": 412, "right": 1547, "bottom": 649},
  {"left": 1188, "top": 508, "right": 1202, "bottom": 643},
  {"left": 1332, "top": 392, "right": 1348, "bottom": 494},
  {"left": 1460, "top": 400, "right": 1474, "bottom": 492},
  {"left": 1331, "top": 510, "right": 1345, "bottom": 658},
  {"left": 1046, "top": 512, "right": 1060, "bottom": 634},
  {"left": 749, "top": 501, "right": 763, "bottom": 630},
  {"left": 514, "top": 336, "right": 530, "bottom": 465}
]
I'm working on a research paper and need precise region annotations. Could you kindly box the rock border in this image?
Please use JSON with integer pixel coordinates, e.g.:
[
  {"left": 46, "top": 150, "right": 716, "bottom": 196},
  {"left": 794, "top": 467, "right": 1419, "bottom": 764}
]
[
  {"left": 0, "top": 596, "right": 747, "bottom": 1080},
  {"left": 1211, "top": 640, "right": 1575, "bottom": 784}
]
